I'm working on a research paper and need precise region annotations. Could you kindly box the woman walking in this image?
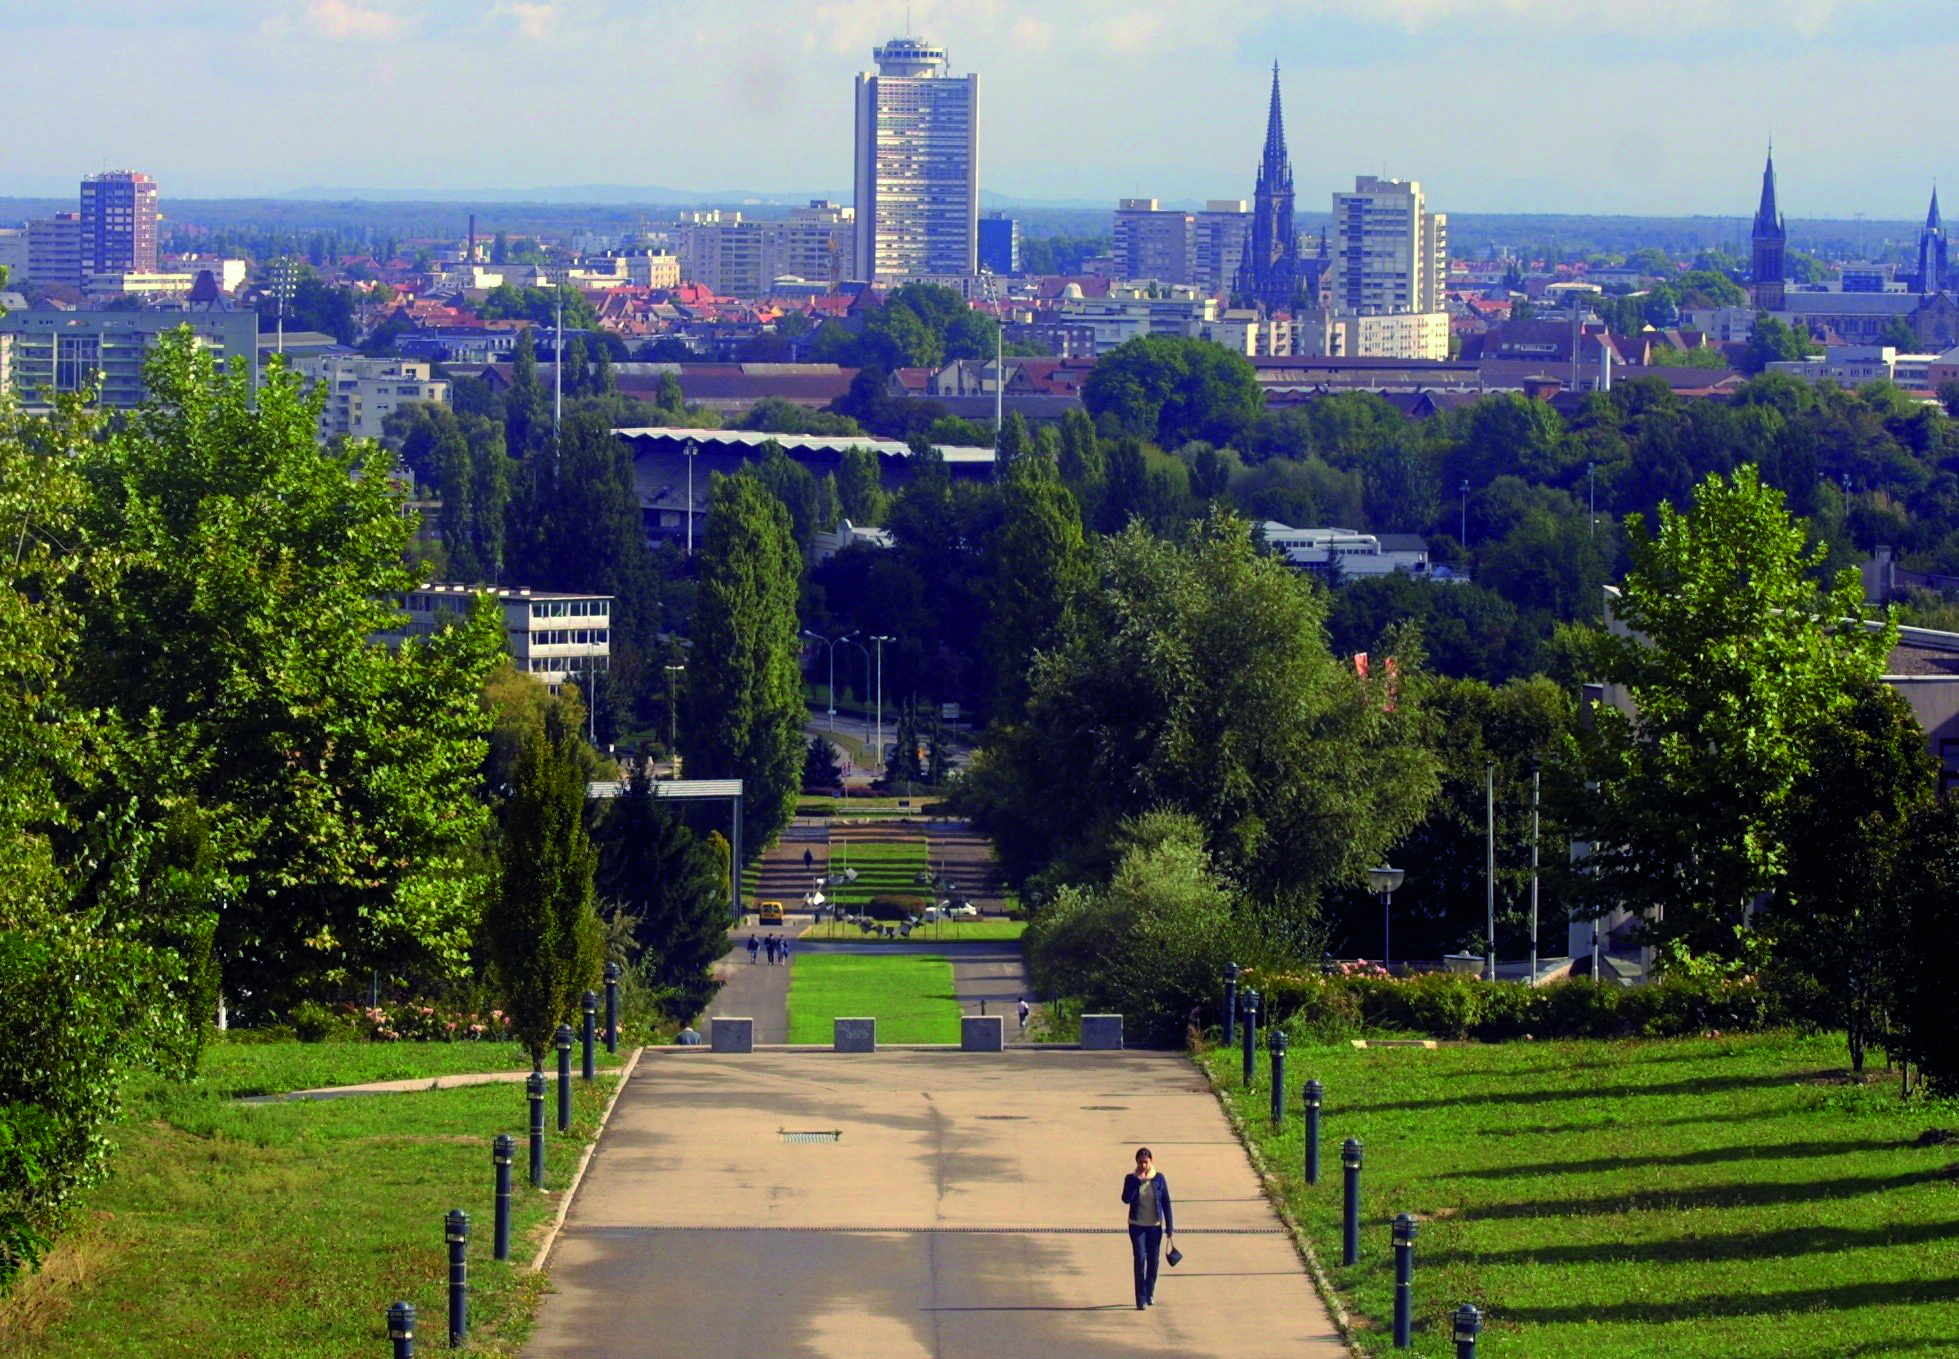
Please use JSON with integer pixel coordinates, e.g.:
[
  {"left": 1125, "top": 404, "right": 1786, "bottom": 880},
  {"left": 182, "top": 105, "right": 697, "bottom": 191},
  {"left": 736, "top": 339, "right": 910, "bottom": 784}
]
[{"left": 1120, "top": 1146, "right": 1174, "bottom": 1309}]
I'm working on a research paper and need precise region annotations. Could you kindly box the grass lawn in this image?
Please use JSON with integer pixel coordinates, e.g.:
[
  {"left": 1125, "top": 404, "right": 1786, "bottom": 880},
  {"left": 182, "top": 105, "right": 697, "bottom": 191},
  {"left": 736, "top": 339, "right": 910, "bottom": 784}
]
[
  {"left": 827, "top": 836, "right": 930, "bottom": 908},
  {"left": 1, "top": 1044, "right": 621, "bottom": 1359},
  {"left": 785, "top": 953, "right": 962, "bottom": 1044},
  {"left": 803, "top": 917, "right": 1026, "bottom": 942},
  {"left": 1203, "top": 1031, "right": 1959, "bottom": 1358}
]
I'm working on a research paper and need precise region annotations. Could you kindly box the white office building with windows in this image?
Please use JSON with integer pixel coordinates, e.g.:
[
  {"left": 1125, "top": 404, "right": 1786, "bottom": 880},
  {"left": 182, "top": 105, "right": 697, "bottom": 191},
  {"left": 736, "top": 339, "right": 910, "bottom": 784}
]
[
  {"left": 384, "top": 584, "right": 612, "bottom": 691},
  {"left": 853, "top": 36, "right": 979, "bottom": 279}
]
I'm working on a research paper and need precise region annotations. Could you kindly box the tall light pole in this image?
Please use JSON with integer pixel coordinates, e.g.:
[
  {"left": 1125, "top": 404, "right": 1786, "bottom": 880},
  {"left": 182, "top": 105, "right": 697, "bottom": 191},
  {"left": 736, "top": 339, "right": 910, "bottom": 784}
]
[
  {"left": 1459, "top": 478, "right": 1471, "bottom": 545},
  {"left": 1588, "top": 460, "right": 1597, "bottom": 538},
  {"left": 1485, "top": 760, "right": 1497, "bottom": 982},
  {"left": 801, "top": 629, "right": 855, "bottom": 732},
  {"left": 871, "top": 634, "right": 894, "bottom": 769},
  {"left": 1368, "top": 866, "right": 1406, "bottom": 970},
  {"left": 1529, "top": 757, "right": 1542, "bottom": 983},
  {"left": 664, "top": 663, "right": 685, "bottom": 765},
  {"left": 684, "top": 438, "right": 699, "bottom": 557},
  {"left": 552, "top": 281, "right": 564, "bottom": 465}
]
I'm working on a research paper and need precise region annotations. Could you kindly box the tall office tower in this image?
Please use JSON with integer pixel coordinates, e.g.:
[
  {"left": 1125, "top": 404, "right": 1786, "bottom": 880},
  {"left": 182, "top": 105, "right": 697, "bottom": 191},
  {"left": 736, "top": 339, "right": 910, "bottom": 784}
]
[
  {"left": 1232, "top": 64, "right": 1300, "bottom": 312},
  {"left": 1329, "top": 176, "right": 1448, "bottom": 314},
  {"left": 978, "top": 214, "right": 1020, "bottom": 275},
  {"left": 1917, "top": 186, "right": 1948, "bottom": 294},
  {"left": 853, "top": 36, "right": 979, "bottom": 278},
  {"left": 80, "top": 171, "right": 160, "bottom": 277},
  {"left": 26, "top": 213, "right": 83, "bottom": 287},
  {"left": 1750, "top": 146, "right": 1786, "bottom": 312}
]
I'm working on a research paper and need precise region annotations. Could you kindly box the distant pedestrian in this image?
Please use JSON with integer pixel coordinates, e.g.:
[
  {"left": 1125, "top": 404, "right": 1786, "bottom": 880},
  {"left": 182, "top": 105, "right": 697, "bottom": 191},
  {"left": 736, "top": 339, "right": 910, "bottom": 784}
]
[
  {"left": 803, "top": 848, "right": 814, "bottom": 871},
  {"left": 677, "top": 1026, "right": 703, "bottom": 1045},
  {"left": 747, "top": 934, "right": 760, "bottom": 965},
  {"left": 1121, "top": 1147, "right": 1175, "bottom": 1310},
  {"left": 766, "top": 935, "right": 779, "bottom": 965},
  {"left": 779, "top": 936, "right": 791, "bottom": 964},
  {"left": 1017, "top": 996, "right": 1030, "bottom": 1032}
]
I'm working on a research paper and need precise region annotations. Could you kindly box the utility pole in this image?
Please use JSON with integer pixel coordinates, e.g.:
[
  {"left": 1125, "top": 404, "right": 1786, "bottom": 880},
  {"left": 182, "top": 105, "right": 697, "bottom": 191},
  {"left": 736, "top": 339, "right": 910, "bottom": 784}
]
[
  {"left": 552, "top": 282, "right": 563, "bottom": 467},
  {"left": 1485, "top": 761, "right": 1497, "bottom": 982},
  {"left": 684, "top": 439, "right": 699, "bottom": 557},
  {"left": 665, "top": 663, "right": 685, "bottom": 765},
  {"left": 871, "top": 635, "right": 893, "bottom": 771},
  {"left": 1530, "top": 758, "right": 1541, "bottom": 983},
  {"left": 1459, "top": 479, "right": 1471, "bottom": 545}
]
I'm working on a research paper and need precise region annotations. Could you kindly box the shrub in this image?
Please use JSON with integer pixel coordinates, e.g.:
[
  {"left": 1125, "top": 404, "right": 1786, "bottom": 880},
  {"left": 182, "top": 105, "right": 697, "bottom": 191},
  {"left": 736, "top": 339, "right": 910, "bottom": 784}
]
[
  {"left": 866, "top": 894, "right": 928, "bottom": 922},
  {"left": 289, "top": 999, "right": 356, "bottom": 1043}
]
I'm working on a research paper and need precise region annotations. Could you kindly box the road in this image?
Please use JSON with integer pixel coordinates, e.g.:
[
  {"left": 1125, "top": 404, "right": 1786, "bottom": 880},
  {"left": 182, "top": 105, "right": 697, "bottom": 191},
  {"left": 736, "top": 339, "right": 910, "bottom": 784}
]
[{"left": 524, "top": 1050, "right": 1344, "bottom": 1359}]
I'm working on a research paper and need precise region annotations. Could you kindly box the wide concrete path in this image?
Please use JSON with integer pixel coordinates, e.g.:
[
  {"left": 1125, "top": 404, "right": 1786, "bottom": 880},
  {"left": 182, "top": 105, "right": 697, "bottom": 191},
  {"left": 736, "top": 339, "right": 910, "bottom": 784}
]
[
  {"left": 702, "top": 938, "right": 793, "bottom": 1043},
  {"left": 526, "top": 1049, "right": 1344, "bottom": 1359}
]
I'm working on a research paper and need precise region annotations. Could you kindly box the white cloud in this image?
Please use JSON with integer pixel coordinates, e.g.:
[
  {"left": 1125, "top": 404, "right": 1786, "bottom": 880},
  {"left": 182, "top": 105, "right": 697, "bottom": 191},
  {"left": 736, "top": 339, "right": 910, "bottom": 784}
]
[
  {"left": 303, "top": 0, "right": 404, "bottom": 42},
  {"left": 494, "top": 2, "right": 560, "bottom": 41}
]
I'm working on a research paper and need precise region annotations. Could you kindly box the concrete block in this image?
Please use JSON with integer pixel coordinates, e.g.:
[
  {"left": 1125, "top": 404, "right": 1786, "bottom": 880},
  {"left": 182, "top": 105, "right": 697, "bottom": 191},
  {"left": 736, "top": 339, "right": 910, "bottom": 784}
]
[
  {"left": 834, "top": 1017, "right": 876, "bottom": 1053},
  {"left": 961, "top": 1015, "right": 1004, "bottom": 1052},
  {"left": 711, "top": 1017, "right": 754, "bottom": 1053},
  {"left": 1081, "top": 1014, "right": 1124, "bottom": 1050}
]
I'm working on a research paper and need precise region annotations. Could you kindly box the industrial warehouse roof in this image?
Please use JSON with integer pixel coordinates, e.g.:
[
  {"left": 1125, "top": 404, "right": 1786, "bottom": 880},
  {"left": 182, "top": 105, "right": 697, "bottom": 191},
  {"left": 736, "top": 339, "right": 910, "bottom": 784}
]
[{"left": 613, "top": 426, "right": 997, "bottom": 464}]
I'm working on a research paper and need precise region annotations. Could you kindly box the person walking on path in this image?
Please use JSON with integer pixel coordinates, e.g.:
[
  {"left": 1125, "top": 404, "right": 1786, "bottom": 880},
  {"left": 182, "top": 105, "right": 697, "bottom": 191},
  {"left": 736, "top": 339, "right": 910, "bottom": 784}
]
[
  {"left": 1017, "top": 996, "right": 1030, "bottom": 1032},
  {"left": 778, "top": 936, "right": 791, "bottom": 964},
  {"left": 764, "top": 936, "right": 777, "bottom": 966},
  {"left": 747, "top": 934, "right": 760, "bottom": 965},
  {"left": 1121, "top": 1147, "right": 1174, "bottom": 1310}
]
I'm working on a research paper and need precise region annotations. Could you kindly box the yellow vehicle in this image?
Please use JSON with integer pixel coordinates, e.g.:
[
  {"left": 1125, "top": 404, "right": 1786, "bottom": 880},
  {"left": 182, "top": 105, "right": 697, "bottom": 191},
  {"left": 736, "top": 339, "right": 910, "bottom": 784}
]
[{"left": 757, "top": 901, "right": 785, "bottom": 926}]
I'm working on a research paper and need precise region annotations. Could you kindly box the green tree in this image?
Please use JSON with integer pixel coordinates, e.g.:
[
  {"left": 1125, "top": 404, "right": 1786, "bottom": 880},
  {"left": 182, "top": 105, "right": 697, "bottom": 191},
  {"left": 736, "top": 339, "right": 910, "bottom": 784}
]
[
  {"left": 1767, "top": 682, "right": 1934, "bottom": 1072},
  {"left": 71, "top": 336, "right": 507, "bottom": 1009},
  {"left": 958, "top": 511, "right": 1438, "bottom": 930},
  {"left": 1568, "top": 465, "right": 1895, "bottom": 959},
  {"left": 1891, "top": 798, "right": 1959, "bottom": 1094},
  {"left": 1739, "top": 312, "right": 1821, "bottom": 374},
  {"left": 1877, "top": 314, "right": 1920, "bottom": 351},
  {"left": 485, "top": 707, "right": 602, "bottom": 1064},
  {"left": 804, "top": 736, "right": 844, "bottom": 790},
  {"left": 837, "top": 445, "right": 887, "bottom": 524},
  {"left": 979, "top": 458, "right": 1091, "bottom": 716},
  {"left": 1081, "top": 335, "right": 1264, "bottom": 447},
  {"left": 680, "top": 475, "right": 806, "bottom": 860},
  {"left": 594, "top": 763, "right": 727, "bottom": 1018}
]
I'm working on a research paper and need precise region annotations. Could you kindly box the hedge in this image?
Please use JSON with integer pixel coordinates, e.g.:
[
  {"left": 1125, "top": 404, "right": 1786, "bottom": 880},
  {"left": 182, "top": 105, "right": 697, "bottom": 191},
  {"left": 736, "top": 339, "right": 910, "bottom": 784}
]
[{"left": 1238, "top": 969, "right": 1781, "bottom": 1044}]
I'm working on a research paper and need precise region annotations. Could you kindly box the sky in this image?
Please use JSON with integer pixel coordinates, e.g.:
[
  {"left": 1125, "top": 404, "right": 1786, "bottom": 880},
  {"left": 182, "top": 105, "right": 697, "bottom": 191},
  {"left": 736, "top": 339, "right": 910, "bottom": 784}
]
[{"left": 3, "top": 0, "right": 1952, "bottom": 217}]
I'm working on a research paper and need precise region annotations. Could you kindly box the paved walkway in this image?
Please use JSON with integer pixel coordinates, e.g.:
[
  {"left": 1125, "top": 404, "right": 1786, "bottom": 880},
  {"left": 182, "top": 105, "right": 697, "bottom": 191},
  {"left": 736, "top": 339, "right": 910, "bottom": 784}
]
[
  {"left": 525, "top": 1050, "right": 1343, "bottom": 1359},
  {"left": 703, "top": 938, "right": 795, "bottom": 1044}
]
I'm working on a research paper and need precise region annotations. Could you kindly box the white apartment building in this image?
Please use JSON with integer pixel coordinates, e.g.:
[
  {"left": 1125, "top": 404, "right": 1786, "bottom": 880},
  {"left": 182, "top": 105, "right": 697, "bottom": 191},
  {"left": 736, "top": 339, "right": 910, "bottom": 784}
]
[
  {"left": 1768, "top": 345, "right": 1942, "bottom": 389},
  {"left": 853, "top": 36, "right": 979, "bottom": 278},
  {"left": 291, "top": 354, "right": 449, "bottom": 442},
  {"left": 0, "top": 228, "right": 28, "bottom": 280},
  {"left": 385, "top": 584, "right": 611, "bottom": 692},
  {"left": 675, "top": 203, "right": 854, "bottom": 296},
  {"left": 1260, "top": 523, "right": 1432, "bottom": 578},
  {"left": 1112, "top": 199, "right": 1253, "bottom": 294},
  {"left": 1202, "top": 308, "right": 1294, "bottom": 356},
  {"left": 1053, "top": 287, "right": 1219, "bottom": 355},
  {"left": 1295, "top": 306, "right": 1451, "bottom": 361},
  {"left": 1331, "top": 176, "right": 1448, "bottom": 315}
]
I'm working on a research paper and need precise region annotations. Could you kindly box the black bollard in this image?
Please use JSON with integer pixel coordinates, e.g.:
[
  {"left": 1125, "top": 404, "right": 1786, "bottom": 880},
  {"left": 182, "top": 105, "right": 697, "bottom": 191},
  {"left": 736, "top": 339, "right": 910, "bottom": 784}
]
[
  {"left": 387, "top": 1300, "right": 415, "bottom": 1359},
  {"left": 1222, "top": 961, "right": 1240, "bottom": 1045},
  {"left": 444, "top": 1209, "right": 469, "bottom": 1348},
  {"left": 1393, "top": 1212, "right": 1418, "bottom": 1348},
  {"left": 604, "top": 962, "right": 620, "bottom": 1054},
  {"left": 1454, "top": 1303, "right": 1482, "bottom": 1359},
  {"left": 526, "top": 1070, "right": 546, "bottom": 1188},
  {"left": 555, "top": 1024, "right": 573, "bottom": 1131},
  {"left": 491, "top": 1134, "right": 513, "bottom": 1261},
  {"left": 1304, "top": 1079, "right": 1324, "bottom": 1185},
  {"left": 581, "top": 992, "right": 597, "bottom": 1081},
  {"left": 1268, "top": 1028, "right": 1287, "bottom": 1125},
  {"left": 1240, "top": 988, "right": 1259, "bottom": 1086},
  {"left": 1342, "top": 1137, "right": 1363, "bottom": 1266}
]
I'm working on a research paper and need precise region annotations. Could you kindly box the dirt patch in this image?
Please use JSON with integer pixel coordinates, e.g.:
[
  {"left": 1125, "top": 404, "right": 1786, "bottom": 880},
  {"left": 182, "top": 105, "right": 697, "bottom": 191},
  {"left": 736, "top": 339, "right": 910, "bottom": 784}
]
[
  {"left": 0, "top": 1214, "right": 118, "bottom": 1357},
  {"left": 1802, "top": 1069, "right": 1880, "bottom": 1087}
]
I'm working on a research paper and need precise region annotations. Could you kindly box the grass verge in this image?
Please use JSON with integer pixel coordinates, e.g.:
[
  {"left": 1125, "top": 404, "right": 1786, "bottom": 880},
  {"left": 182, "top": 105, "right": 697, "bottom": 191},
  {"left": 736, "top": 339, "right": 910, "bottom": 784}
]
[
  {"left": 785, "top": 953, "right": 962, "bottom": 1044},
  {"left": 1203, "top": 1031, "right": 1959, "bottom": 1358},
  {"left": 197, "top": 1037, "right": 546, "bottom": 1097},
  {"left": 1, "top": 1048, "right": 621, "bottom": 1358}
]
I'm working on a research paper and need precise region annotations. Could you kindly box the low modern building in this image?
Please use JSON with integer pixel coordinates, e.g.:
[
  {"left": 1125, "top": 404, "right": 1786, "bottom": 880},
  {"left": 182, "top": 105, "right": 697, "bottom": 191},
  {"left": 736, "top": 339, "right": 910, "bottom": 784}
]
[
  {"left": 0, "top": 308, "right": 259, "bottom": 409},
  {"left": 1259, "top": 523, "right": 1433, "bottom": 578},
  {"left": 383, "top": 583, "right": 612, "bottom": 691},
  {"left": 675, "top": 202, "right": 855, "bottom": 296},
  {"left": 290, "top": 353, "right": 449, "bottom": 441}
]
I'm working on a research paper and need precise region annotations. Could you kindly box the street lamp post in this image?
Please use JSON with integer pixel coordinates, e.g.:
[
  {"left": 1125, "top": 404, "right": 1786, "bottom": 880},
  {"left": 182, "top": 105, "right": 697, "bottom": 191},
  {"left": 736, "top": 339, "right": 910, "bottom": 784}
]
[
  {"left": 982, "top": 269, "right": 1004, "bottom": 474},
  {"left": 1368, "top": 866, "right": 1406, "bottom": 970},
  {"left": 802, "top": 630, "right": 855, "bottom": 733},
  {"left": 1530, "top": 757, "right": 1542, "bottom": 983},
  {"left": 870, "top": 635, "right": 894, "bottom": 773},
  {"left": 1459, "top": 478, "right": 1471, "bottom": 545},
  {"left": 684, "top": 439, "right": 699, "bottom": 556},
  {"left": 1588, "top": 460, "right": 1597, "bottom": 538},
  {"left": 1485, "top": 760, "right": 1497, "bottom": 982},
  {"left": 665, "top": 664, "right": 685, "bottom": 762}
]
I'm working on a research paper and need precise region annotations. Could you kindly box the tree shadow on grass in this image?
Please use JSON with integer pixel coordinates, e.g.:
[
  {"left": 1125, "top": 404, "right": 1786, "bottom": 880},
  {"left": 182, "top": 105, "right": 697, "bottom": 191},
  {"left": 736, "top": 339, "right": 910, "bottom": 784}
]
[
  {"left": 1464, "top": 1167, "right": 1951, "bottom": 1221},
  {"left": 1425, "top": 1216, "right": 1959, "bottom": 1268},
  {"left": 1340, "top": 1070, "right": 1817, "bottom": 1115},
  {"left": 1497, "top": 1277, "right": 1958, "bottom": 1325},
  {"left": 1438, "top": 1136, "right": 1904, "bottom": 1180}
]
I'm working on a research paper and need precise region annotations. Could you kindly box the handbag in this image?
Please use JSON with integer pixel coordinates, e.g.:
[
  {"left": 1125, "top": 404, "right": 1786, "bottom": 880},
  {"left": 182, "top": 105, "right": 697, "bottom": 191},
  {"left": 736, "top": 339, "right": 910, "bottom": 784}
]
[{"left": 1165, "top": 1243, "right": 1183, "bottom": 1267}]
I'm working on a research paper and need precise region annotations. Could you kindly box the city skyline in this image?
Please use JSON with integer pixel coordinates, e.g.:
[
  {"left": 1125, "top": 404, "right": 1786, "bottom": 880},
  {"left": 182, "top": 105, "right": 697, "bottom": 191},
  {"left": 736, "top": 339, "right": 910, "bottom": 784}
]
[{"left": 3, "top": 0, "right": 1955, "bottom": 218}]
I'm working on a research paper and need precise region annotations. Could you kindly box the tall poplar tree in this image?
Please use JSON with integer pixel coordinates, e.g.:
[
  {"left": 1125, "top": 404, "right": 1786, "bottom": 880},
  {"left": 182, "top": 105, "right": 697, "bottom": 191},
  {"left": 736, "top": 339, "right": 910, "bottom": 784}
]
[{"left": 680, "top": 474, "right": 805, "bottom": 858}]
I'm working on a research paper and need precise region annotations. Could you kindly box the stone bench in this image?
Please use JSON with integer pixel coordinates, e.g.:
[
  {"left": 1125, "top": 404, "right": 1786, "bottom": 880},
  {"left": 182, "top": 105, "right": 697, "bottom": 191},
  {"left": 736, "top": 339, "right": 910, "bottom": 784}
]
[
  {"left": 710, "top": 1017, "right": 754, "bottom": 1053},
  {"left": 1081, "top": 1014, "right": 1124, "bottom": 1050},
  {"left": 834, "top": 1017, "right": 876, "bottom": 1053},
  {"left": 960, "top": 1015, "right": 1004, "bottom": 1052}
]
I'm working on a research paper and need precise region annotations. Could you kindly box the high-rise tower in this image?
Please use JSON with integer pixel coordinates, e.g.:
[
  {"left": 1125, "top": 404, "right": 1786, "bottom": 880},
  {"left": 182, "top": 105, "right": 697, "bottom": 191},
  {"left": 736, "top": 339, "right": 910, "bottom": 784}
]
[
  {"left": 1750, "top": 145, "right": 1786, "bottom": 312},
  {"left": 1233, "top": 63, "right": 1300, "bottom": 312},
  {"left": 80, "top": 171, "right": 159, "bottom": 278},
  {"left": 853, "top": 36, "right": 979, "bottom": 280},
  {"left": 1917, "top": 186, "right": 1948, "bottom": 294}
]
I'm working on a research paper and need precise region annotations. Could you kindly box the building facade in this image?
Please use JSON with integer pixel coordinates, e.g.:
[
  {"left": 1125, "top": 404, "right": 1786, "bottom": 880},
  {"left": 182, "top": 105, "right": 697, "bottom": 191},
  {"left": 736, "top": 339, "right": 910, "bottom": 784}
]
[
  {"left": 0, "top": 309, "right": 258, "bottom": 409},
  {"left": 675, "top": 202, "right": 854, "bottom": 295},
  {"left": 853, "top": 36, "right": 979, "bottom": 279},
  {"left": 292, "top": 354, "right": 450, "bottom": 442},
  {"left": 1114, "top": 199, "right": 1252, "bottom": 294},
  {"left": 79, "top": 171, "right": 160, "bottom": 277},
  {"left": 1329, "top": 176, "right": 1448, "bottom": 315},
  {"left": 26, "top": 213, "right": 82, "bottom": 288},
  {"left": 384, "top": 584, "right": 610, "bottom": 692},
  {"left": 978, "top": 214, "right": 1020, "bottom": 275},
  {"left": 1232, "top": 65, "right": 1300, "bottom": 311}
]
